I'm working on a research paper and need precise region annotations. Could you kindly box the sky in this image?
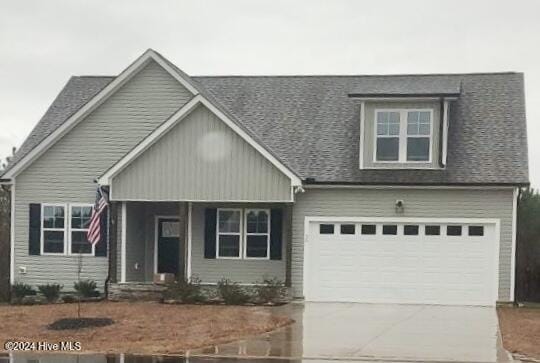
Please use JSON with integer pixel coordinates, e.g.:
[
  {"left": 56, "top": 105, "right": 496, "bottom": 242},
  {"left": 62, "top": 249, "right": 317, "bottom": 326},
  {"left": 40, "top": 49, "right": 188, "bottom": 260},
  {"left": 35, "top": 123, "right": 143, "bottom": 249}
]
[{"left": 0, "top": 0, "right": 538, "bottom": 185}]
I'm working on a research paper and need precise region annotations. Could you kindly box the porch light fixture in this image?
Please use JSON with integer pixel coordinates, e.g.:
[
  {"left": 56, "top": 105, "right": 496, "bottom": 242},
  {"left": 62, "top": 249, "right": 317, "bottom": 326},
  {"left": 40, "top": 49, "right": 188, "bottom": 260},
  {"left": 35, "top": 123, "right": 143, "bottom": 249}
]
[{"left": 395, "top": 199, "right": 405, "bottom": 214}]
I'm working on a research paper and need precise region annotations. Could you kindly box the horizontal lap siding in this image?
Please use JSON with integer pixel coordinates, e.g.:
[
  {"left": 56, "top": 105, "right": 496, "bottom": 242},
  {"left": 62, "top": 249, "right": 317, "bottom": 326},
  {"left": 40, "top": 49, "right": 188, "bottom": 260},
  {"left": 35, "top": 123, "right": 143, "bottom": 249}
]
[
  {"left": 291, "top": 188, "right": 514, "bottom": 301},
  {"left": 190, "top": 203, "right": 287, "bottom": 283},
  {"left": 112, "top": 105, "right": 292, "bottom": 202},
  {"left": 14, "top": 60, "right": 192, "bottom": 289}
]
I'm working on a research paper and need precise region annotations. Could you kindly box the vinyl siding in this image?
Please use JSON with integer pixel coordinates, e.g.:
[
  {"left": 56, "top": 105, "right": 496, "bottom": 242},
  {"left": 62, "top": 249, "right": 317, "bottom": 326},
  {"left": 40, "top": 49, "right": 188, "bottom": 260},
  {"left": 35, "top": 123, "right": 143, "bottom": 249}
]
[
  {"left": 190, "top": 203, "right": 288, "bottom": 283},
  {"left": 363, "top": 101, "right": 441, "bottom": 168},
  {"left": 13, "top": 60, "right": 193, "bottom": 289},
  {"left": 111, "top": 105, "right": 292, "bottom": 202},
  {"left": 291, "top": 188, "right": 514, "bottom": 301}
]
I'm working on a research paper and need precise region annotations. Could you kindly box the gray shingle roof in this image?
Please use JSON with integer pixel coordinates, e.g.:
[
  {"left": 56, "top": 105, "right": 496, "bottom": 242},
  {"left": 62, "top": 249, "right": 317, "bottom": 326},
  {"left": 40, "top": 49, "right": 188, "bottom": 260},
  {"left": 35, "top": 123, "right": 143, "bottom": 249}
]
[
  {"left": 348, "top": 76, "right": 461, "bottom": 97},
  {"left": 4, "top": 71, "right": 529, "bottom": 185}
]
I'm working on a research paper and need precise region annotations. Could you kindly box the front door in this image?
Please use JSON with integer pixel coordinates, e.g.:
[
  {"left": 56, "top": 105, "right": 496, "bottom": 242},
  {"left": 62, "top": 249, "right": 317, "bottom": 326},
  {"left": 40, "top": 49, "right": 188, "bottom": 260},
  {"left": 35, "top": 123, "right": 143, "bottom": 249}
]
[{"left": 156, "top": 218, "right": 181, "bottom": 275}]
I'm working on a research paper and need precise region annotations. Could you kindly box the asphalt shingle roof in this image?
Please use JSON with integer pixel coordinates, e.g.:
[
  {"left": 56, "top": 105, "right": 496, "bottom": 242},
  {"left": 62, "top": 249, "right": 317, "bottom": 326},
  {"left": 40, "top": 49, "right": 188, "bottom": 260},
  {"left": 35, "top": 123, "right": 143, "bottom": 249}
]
[
  {"left": 348, "top": 76, "right": 462, "bottom": 97},
  {"left": 4, "top": 71, "right": 529, "bottom": 185}
]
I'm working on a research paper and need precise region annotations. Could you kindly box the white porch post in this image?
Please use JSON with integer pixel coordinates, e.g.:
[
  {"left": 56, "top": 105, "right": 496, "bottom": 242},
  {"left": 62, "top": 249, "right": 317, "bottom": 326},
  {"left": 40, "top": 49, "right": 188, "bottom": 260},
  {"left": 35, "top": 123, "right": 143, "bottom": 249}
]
[
  {"left": 187, "top": 202, "right": 193, "bottom": 281},
  {"left": 120, "top": 201, "right": 127, "bottom": 283}
]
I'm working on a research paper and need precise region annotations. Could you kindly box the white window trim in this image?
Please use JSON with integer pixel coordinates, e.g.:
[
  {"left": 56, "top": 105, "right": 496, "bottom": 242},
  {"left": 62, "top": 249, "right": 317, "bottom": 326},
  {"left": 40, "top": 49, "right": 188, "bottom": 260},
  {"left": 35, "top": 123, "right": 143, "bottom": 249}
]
[
  {"left": 41, "top": 203, "right": 68, "bottom": 256},
  {"left": 68, "top": 203, "right": 95, "bottom": 256},
  {"left": 244, "top": 208, "right": 271, "bottom": 260},
  {"left": 40, "top": 203, "right": 97, "bottom": 256},
  {"left": 216, "top": 208, "right": 243, "bottom": 259},
  {"left": 373, "top": 108, "right": 434, "bottom": 164}
]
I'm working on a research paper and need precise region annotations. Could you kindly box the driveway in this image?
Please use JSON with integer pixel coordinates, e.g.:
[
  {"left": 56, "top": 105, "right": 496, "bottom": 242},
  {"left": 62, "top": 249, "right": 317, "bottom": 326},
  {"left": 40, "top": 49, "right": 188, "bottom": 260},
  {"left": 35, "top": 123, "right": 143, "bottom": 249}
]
[{"left": 192, "top": 302, "right": 510, "bottom": 362}]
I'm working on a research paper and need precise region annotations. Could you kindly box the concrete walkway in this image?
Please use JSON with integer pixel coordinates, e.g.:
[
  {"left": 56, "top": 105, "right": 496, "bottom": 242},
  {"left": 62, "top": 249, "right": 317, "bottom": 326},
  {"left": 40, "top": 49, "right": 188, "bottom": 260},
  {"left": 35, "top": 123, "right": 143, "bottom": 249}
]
[{"left": 191, "top": 302, "right": 510, "bottom": 362}]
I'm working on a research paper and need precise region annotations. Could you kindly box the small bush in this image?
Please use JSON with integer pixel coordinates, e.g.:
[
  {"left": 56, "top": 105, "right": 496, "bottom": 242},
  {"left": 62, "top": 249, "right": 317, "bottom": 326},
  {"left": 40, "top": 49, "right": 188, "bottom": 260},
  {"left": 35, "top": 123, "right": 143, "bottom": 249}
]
[
  {"left": 62, "top": 294, "right": 76, "bottom": 303},
  {"left": 217, "top": 278, "right": 251, "bottom": 305},
  {"left": 38, "top": 283, "right": 63, "bottom": 303},
  {"left": 255, "top": 276, "right": 286, "bottom": 304},
  {"left": 73, "top": 280, "right": 99, "bottom": 298},
  {"left": 163, "top": 277, "right": 205, "bottom": 303},
  {"left": 11, "top": 282, "right": 36, "bottom": 304}
]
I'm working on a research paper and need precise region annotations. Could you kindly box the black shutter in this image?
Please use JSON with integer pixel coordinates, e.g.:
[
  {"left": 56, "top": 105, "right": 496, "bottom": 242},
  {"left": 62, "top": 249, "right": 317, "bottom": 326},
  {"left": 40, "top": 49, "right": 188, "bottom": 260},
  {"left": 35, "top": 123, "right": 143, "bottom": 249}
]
[
  {"left": 204, "top": 208, "right": 217, "bottom": 259},
  {"left": 95, "top": 210, "right": 108, "bottom": 257},
  {"left": 270, "top": 209, "right": 283, "bottom": 260},
  {"left": 28, "top": 203, "right": 41, "bottom": 255}
]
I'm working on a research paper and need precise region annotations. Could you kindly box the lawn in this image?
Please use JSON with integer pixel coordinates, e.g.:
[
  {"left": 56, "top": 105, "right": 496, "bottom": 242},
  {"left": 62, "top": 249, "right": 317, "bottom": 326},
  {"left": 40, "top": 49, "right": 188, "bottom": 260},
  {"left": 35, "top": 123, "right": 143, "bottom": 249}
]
[
  {"left": 498, "top": 307, "right": 540, "bottom": 360},
  {"left": 0, "top": 301, "right": 293, "bottom": 355}
]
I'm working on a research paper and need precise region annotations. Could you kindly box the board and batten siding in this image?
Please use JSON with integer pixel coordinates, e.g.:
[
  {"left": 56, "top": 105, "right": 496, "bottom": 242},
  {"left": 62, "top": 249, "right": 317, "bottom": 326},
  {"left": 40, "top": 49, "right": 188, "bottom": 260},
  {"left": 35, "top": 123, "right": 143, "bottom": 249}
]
[
  {"left": 291, "top": 188, "right": 515, "bottom": 301},
  {"left": 111, "top": 105, "right": 292, "bottom": 202},
  {"left": 363, "top": 100, "right": 441, "bottom": 169},
  {"left": 190, "top": 203, "right": 288, "bottom": 283},
  {"left": 13, "top": 60, "right": 193, "bottom": 289}
]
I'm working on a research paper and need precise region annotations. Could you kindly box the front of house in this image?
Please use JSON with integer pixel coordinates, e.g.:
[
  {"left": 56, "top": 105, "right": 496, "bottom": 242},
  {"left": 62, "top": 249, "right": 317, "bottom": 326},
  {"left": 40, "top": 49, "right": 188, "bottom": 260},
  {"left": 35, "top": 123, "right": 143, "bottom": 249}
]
[{"left": 1, "top": 50, "right": 528, "bottom": 306}]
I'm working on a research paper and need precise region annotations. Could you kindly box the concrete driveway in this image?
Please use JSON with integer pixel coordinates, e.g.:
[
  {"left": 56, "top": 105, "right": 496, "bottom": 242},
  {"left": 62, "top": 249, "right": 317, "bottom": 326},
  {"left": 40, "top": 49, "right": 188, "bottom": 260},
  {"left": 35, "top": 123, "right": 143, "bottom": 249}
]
[{"left": 192, "top": 302, "right": 509, "bottom": 362}]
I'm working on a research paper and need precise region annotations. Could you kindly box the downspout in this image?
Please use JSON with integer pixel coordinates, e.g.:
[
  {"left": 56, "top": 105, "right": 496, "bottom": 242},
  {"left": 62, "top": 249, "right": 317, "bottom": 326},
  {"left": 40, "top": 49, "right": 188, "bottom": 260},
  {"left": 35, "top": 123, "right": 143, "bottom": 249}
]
[
  {"left": 439, "top": 98, "right": 444, "bottom": 168},
  {"left": 104, "top": 206, "right": 111, "bottom": 299}
]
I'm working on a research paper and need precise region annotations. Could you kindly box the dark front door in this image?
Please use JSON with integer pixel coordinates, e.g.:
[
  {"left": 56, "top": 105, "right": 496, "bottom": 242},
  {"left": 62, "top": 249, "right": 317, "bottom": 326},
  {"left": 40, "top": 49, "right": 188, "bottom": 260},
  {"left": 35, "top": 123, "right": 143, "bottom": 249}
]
[{"left": 157, "top": 218, "right": 180, "bottom": 275}]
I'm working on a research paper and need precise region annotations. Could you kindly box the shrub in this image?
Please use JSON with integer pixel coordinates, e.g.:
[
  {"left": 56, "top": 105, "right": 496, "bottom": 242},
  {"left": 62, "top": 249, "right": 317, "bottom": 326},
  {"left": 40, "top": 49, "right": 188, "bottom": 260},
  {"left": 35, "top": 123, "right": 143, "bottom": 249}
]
[
  {"left": 255, "top": 276, "right": 287, "bottom": 304},
  {"left": 217, "top": 278, "right": 251, "bottom": 305},
  {"left": 38, "top": 283, "right": 63, "bottom": 303},
  {"left": 62, "top": 294, "right": 76, "bottom": 303},
  {"left": 163, "top": 277, "right": 205, "bottom": 303},
  {"left": 74, "top": 280, "right": 99, "bottom": 298},
  {"left": 11, "top": 282, "right": 36, "bottom": 304}
]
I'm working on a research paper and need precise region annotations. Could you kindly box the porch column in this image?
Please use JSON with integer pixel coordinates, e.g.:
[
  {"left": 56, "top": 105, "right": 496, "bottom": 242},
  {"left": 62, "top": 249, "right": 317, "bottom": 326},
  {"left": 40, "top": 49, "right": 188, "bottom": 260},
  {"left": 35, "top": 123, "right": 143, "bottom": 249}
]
[
  {"left": 120, "top": 201, "right": 127, "bottom": 283},
  {"left": 186, "top": 202, "right": 193, "bottom": 281}
]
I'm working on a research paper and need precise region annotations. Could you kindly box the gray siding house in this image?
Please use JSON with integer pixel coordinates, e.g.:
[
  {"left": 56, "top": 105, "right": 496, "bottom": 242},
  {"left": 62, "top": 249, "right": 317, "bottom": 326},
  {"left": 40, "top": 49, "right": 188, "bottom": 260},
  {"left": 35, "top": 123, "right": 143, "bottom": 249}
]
[{"left": 1, "top": 49, "right": 528, "bottom": 306}]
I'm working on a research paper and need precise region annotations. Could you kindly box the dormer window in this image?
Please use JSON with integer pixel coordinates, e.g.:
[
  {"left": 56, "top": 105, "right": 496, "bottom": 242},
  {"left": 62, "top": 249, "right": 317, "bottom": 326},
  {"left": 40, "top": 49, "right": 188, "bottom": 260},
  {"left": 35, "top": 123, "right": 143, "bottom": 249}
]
[{"left": 375, "top": 109, "right": 432, "bottom": 163}]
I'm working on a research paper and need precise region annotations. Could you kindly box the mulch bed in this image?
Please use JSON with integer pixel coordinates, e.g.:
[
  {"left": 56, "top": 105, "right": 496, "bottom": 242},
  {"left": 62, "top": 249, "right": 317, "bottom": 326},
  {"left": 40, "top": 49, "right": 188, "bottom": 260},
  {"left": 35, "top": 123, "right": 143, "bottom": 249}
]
[
  {"left": 498, "top": 307, "right": 540, "bottom": 360},
  {"left": 48, "top": 317, "right": 114, "bottom": 330}
]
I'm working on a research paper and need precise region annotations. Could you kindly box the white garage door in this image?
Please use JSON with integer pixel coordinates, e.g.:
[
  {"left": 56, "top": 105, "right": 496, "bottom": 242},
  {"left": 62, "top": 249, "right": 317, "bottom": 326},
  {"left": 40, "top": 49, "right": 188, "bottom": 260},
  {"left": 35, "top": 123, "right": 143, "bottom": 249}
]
[{"left": 304, "top": 219, "right": 499, "bottom": 306}]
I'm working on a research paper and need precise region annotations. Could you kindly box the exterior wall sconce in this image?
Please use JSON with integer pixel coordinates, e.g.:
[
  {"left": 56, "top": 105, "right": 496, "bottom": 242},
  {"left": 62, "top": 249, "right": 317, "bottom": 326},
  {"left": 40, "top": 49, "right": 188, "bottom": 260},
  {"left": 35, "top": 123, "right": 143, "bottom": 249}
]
[{"left": 395, "top": 199, "right": 405, "bottom": 213}]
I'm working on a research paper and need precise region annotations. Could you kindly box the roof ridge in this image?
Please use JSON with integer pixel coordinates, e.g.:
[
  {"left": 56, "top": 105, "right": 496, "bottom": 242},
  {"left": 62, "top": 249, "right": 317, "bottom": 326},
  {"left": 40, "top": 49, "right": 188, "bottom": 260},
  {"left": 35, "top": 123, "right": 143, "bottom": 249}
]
[
  {"left": 75, "top": 75, "right": 116, "bottom": 78},
  {"left": 192, "top": 71, "right": 522, "bottom": 78}
]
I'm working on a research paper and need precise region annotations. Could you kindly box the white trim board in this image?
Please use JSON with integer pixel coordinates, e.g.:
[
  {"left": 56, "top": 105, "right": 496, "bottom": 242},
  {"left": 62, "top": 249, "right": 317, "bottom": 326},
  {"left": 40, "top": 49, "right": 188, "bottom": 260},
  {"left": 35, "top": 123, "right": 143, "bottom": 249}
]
[
  {"left": 187, "top": 202, "right": 193, "bottom": 280},
  {"left": 303, "top": 184, "right": 516, "bottom": 190},
  {"left": 99, "top": 94, "right": 302, "bottom": 188},
  {"left": 9, "top": 180, "right": 15, "bottom": 284},
  {"left": 2, "top": 49, "right": 198, "bottom": 180},
  {"left": 510, "top": 187, "right": 519, "bottom": 301},
  {"left": 120, "top": 202, "right": 127, "bottom": 283}
]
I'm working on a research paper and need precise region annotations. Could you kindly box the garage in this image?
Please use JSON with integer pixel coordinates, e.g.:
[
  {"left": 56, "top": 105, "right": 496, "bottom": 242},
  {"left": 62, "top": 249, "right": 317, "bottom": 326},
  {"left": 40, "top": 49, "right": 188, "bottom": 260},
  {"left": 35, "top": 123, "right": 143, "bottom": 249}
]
[{"left": 304, "top": 218, "right": 499, "bottom": 306}]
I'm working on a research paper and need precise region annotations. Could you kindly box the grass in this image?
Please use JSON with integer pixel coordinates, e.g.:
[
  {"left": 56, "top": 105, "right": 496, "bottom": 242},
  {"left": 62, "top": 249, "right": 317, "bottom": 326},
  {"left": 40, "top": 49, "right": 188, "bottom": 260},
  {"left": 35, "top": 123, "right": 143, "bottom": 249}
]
[
  {"left": 498, "top": 307, "right": 540, "bottom": 360},
  {"left": 0, "top": 301, "right": 293, "bottom": 355}
]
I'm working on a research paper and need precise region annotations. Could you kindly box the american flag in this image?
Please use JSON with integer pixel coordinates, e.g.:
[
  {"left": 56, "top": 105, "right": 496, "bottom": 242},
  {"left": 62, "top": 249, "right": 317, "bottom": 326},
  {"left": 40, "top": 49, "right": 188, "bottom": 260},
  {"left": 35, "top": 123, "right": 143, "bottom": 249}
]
[{"left": 87, "top": 186, "right": 109, "bottom": 245}]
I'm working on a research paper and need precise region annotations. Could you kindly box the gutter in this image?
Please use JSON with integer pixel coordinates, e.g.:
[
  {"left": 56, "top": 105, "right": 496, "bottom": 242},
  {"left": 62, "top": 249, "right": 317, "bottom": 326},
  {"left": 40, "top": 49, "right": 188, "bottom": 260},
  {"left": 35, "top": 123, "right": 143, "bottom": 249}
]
[{"left": 302, "top": 179, "right": 530, "bottom": 188}]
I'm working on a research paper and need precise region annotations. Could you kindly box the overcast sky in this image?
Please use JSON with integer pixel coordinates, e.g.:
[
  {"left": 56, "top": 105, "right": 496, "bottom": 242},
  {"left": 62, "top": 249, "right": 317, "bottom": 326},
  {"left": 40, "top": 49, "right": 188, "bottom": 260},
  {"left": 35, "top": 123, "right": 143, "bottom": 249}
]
[{"left": 0, "top": 0, "right": 538, "bottom": 186}]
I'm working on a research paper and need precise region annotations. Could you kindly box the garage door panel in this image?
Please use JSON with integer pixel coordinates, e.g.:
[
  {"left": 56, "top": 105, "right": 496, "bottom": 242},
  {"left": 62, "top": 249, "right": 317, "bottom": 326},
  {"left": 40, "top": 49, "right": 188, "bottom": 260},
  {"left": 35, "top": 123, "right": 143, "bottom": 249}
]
[{"left": 305, "top": 220, "right": 497, "bottom": 305}]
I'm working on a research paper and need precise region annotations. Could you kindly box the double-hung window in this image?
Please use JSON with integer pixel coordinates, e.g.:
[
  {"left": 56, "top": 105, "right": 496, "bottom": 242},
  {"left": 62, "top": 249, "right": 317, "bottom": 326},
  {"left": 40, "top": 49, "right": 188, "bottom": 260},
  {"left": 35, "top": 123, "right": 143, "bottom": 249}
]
[
  {"left": 41, "top": 203, "right": 96, "bottom": 256},
  {"left": 375, "top": 109, "right": 432, "bottom": 163},
  {"left": 70, "top": 205, "right": 94, "bottom": 255},
  {"left": 376, "top": 111, "right": 400, "bottom": 161},
  {"left": 216, "top": 208, "right": 272, "bottom": 260},
  {"left": 217, "top": 209, "right": 242, "bottom": 258},
  {"left": 244, "top": 209, "right": 270, "bottom": 259},
  {"left": 42, "top": 204, "right": 66, "bottom": 254}
]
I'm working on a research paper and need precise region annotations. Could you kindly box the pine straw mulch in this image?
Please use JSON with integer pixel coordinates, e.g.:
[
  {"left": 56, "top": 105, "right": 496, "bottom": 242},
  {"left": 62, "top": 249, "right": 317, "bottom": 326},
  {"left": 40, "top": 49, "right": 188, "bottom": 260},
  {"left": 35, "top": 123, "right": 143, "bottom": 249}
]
[
  {"left": 0, "top": 301, "right": 293, "bottom": 355},
  {"left": 498, "top": 307, "right": 540, "bottom": 360}
]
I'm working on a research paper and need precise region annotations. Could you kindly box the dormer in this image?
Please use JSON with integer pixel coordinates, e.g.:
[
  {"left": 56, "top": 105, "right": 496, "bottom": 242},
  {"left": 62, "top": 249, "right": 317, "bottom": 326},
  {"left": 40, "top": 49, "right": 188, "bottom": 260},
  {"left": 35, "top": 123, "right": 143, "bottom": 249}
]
[{"left": 350, "top": 78, "right": 460, "bottom": 169}]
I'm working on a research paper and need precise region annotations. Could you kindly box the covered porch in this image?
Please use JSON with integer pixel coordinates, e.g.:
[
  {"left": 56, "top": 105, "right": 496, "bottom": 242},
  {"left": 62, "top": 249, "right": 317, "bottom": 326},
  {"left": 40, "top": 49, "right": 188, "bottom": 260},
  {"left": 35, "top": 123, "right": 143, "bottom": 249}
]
[{"left": 109, "top": 201, "right": 292, "bottom": 288}]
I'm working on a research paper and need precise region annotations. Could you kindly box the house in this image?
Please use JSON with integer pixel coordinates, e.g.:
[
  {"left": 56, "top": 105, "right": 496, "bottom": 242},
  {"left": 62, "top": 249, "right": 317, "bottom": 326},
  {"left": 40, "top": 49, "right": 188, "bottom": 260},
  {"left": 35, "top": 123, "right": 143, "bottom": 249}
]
[{"left": 1, "top": 49, "right": 528, "bottom": 306}]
